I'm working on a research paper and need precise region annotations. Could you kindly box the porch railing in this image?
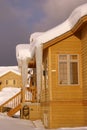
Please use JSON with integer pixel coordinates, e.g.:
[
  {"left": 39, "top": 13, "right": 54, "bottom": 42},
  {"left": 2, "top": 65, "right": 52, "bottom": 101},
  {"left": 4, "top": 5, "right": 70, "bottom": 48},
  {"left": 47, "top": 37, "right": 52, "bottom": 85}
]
[{"left": 25, "top": 87, "right": 37, "bottom": 102}]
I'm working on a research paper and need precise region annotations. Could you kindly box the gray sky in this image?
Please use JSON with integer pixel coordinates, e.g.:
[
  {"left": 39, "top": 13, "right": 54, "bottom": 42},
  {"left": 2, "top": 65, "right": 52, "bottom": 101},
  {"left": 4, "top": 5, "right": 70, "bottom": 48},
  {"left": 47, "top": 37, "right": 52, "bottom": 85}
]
[{"left": 0, "top": 0, "right": 87, "bottom": 66}]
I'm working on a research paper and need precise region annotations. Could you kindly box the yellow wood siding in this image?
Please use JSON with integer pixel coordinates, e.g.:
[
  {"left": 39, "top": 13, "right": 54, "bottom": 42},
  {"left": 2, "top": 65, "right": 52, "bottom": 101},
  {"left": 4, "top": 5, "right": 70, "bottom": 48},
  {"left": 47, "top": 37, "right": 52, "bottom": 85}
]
[
  {"left": 81, "top": 24, "right": 87, "bottom": 124},
  {"left": 29, "top": 103, "right": 41, "bottom": 120},
  {"left": 50, "top": 35, "right": 83, "bottom": 101},
  {"left": 81, "top": 25, "right": 87, "bottom": 99},
  {"left": 49, "top": 101, "right": 84, "bottom": 128}
]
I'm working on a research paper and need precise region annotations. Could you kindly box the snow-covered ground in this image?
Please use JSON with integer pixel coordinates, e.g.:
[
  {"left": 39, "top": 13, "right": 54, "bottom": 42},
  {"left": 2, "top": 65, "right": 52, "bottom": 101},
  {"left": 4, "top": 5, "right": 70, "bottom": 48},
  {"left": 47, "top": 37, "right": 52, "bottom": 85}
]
[{"left": 0, "top": 113, "right": 87, "bottom": 130}]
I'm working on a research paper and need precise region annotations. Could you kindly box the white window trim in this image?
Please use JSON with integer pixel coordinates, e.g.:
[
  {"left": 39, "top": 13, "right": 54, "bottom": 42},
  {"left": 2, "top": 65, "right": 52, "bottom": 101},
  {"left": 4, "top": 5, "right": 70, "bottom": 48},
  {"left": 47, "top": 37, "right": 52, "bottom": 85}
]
[{"left": 58, "top": 54, "right": 80, "bottom": 86}]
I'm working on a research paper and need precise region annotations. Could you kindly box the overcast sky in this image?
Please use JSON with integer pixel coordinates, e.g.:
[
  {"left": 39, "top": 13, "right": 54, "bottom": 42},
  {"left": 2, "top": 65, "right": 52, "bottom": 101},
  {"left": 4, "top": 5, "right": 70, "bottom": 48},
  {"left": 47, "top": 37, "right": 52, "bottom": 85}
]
[{"left": 0, "top": 0, "right": 87, "bottom": 66}]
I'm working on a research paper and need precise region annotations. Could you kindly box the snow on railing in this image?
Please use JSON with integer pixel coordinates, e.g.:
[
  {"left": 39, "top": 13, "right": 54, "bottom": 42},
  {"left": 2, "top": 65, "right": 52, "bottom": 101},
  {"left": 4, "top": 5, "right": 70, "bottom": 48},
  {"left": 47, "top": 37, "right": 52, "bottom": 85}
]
[{"left": 0, "top": 91, "right": 21, "bottom": 112}]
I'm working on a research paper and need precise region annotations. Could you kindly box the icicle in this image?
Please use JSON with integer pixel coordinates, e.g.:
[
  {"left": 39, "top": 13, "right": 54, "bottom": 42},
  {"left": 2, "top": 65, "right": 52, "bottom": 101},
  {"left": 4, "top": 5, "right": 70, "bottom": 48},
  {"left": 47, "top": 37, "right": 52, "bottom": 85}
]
[
  {"left": 36, "top": 44, "right": 43, "bottom": 102},
  {"left": 21, "top": 59, "right": 28, "bottom": 88},
  {"left": 21, "top": 59, "right": 28, "bottom": 102}
]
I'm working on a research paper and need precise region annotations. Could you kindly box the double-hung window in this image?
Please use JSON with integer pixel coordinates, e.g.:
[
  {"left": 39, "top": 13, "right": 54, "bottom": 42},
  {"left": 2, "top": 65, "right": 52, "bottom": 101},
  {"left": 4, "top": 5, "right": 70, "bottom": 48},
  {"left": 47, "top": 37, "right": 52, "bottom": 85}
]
[{"left": 58, "top": 54, "right": 79, "bottom": 85}]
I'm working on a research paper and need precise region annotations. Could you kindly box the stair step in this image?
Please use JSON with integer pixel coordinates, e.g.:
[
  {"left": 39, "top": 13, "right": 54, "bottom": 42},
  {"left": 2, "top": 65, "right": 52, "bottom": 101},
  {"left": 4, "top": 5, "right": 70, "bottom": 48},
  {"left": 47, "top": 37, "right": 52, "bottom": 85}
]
[{"left": 7, "top": 104, "right": 21, "bottom": 117}]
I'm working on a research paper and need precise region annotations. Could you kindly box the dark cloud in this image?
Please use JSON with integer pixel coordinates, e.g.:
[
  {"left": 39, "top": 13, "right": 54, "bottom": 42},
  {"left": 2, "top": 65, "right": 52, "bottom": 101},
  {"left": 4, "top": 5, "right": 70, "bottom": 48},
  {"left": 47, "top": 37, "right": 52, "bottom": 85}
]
[{"left": 34, "top": 0, "right": 87, "bottom": 31}]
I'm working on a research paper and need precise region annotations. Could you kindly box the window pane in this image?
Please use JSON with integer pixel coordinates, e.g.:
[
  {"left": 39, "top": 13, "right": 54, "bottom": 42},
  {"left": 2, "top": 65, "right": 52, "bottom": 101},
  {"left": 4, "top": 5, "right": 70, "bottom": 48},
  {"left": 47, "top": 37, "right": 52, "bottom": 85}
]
[
  {"left": 59, "top": 55, "right": 67, "bottom": 60},
  {"left": 59, "top": 62, "right": 67, "bottom": 84},
  {"left": 70, "top": 62, "right": 78, "bottom": 84},
  {"left": 70, "top": 55, "right": 78, "bottom": 60}
]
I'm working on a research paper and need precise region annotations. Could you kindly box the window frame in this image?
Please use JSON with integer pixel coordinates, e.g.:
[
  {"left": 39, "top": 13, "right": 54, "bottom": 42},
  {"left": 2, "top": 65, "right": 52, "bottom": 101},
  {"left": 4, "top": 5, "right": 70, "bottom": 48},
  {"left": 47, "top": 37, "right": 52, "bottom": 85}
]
[{"left": 58, "top": 54, "right": 80, "bottom": 86}]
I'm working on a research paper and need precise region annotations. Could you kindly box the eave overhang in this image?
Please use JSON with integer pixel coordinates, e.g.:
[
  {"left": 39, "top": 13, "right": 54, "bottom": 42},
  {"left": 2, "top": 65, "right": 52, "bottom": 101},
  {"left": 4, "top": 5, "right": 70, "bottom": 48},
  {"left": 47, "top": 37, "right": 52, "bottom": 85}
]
[{"left": 43, "top": 15, "right": 87, "bottom": 49}]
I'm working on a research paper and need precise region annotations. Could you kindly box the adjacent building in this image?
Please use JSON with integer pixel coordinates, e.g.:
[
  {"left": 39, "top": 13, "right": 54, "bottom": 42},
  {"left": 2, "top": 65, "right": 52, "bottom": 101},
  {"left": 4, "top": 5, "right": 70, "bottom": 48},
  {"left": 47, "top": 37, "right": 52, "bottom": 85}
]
[{"left": 0, "top": 66, "right": 22, "bottom": 90}]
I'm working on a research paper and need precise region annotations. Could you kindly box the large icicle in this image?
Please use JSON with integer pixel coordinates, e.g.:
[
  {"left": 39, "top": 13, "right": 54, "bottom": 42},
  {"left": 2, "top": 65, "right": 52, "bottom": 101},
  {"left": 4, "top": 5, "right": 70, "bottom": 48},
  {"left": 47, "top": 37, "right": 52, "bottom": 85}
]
[
  {"left": 21, "top": 59, "right": 28, "bottom": 102},
  {"left": 21, "top": 59, "right": 28, "bottom": 87},
  {"left": 35, "top": 44, "right": 43, "bottom": 101}
]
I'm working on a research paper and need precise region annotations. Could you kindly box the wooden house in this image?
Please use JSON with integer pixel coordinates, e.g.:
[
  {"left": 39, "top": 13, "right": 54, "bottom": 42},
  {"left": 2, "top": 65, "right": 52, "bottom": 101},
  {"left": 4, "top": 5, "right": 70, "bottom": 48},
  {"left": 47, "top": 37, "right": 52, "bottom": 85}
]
[
  {"left": 0, "top": 66, "right": 22, "bottom": 90},
  {"left": 41, "top": 24, "right": 84, "bottom": 128},
  {"left": 40, "top": 6, "right": 87, "bottom": 128},
  {"left": 16, "top": 3, "right": 87, "bottom": 129}
]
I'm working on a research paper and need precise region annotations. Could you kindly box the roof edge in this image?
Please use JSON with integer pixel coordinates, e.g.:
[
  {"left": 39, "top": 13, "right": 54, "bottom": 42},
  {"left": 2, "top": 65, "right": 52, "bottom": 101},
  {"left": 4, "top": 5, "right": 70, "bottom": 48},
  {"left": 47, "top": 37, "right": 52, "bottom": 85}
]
[
  {"left": 0, "top": 70, "right": 21, "bottom": 77},
  {"left": 43, "top": 15, "right": 87, "bottom": 49}
]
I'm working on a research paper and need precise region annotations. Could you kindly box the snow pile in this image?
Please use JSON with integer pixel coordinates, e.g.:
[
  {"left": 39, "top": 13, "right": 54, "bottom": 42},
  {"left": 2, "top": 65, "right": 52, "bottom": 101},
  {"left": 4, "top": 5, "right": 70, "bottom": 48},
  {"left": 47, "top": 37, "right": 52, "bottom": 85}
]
[
  {"left": 33, "top": 120, "right": 44, "bottom": 128},
  {"left": 0, "top": 87, "right": 21, "bottom": 105}
]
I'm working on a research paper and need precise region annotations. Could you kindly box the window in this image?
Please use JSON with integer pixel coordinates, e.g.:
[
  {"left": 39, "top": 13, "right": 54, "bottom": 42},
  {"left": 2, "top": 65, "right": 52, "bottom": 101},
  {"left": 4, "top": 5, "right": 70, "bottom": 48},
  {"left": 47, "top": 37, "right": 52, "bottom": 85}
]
[
  {"left": 6, "top": 80, "right": 8, "bottom": 85},
  {"left": 58, "top": 54, "right": 79, "bottom": 85},
  {"left": 13, "top": 80, "right": 16, "bottom": 85}
]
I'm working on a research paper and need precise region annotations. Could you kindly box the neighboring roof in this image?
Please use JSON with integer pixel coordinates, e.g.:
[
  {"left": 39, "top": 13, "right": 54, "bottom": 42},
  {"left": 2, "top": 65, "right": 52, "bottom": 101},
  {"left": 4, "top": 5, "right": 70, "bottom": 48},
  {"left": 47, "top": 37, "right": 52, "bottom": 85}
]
[
  {"left": 16, "top": 3, "right": 87, "bottom": 61},
  {"left": 0, "top": 66, "right": 21, "bottom": 77}
]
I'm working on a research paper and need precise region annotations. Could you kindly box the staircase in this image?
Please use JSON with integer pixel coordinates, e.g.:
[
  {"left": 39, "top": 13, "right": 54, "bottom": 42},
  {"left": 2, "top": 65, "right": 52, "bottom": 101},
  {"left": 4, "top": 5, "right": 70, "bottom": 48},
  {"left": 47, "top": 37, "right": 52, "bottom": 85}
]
[
  {"left": 0, "top": 87, "right": 37, "bottom": 117},
  {"left": 0, "top": 91, "right": 21, "bottom": 116}
]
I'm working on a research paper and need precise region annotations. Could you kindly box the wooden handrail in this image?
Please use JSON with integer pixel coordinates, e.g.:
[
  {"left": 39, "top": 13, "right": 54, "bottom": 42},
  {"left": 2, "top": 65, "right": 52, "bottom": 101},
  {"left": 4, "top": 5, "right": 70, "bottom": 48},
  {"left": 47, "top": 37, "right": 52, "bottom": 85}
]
[{"left": 0, "top": 91, "right": 22, "bottom": 112}]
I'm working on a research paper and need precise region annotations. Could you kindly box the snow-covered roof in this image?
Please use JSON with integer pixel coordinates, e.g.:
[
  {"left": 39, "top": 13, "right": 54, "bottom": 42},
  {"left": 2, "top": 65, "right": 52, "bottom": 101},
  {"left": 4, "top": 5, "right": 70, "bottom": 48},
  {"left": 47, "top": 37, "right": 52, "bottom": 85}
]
[
  {"left": 30, "top": 32, "right": 44, "bottom": 43},
  {"left": 0, "top": 66, "right": 21, "bottom": 77},
  {"left": 16, "top": 44, "right": 31, "bottom": 60},
  {"left": 16, "top": 33, "right": 44, "bottom": 61},
  {"left": 16, "top": 3, "right": 87, "bottom": 61},
  {"left": 31, "top": 3, "right": 87, "bottom": 44}
]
